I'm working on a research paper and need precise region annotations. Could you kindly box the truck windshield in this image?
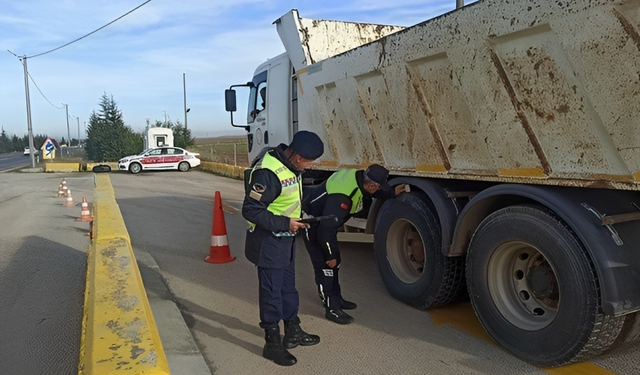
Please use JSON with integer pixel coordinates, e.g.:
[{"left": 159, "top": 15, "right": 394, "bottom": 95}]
[{"left": 248, "top": 70, "right": 267, "bottom": 123}]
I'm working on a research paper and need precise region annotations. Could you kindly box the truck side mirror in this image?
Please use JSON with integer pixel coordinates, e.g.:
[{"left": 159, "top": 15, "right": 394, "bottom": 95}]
[{"left": 225, "top": 89, "right": 237, "bottom": 112}]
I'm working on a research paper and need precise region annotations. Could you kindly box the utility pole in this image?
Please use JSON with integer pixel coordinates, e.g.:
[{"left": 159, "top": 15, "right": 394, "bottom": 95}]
[
  {"left": 63, "top": 103, "right": 70, "bottom": 154},
  {"left": 183, "top": 72, "right": 188, "bottom": 130},
  {"left": 21, "top": 56, "right": 36, "bottom": 168},
  {"left": 77, "top": 117, "right": 80, "bottom": 145}
]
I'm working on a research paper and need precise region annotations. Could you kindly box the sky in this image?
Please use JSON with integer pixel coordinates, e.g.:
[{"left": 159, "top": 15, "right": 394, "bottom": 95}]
[{"left": 0, "top": 0, "right": 470, "bottom": 141}]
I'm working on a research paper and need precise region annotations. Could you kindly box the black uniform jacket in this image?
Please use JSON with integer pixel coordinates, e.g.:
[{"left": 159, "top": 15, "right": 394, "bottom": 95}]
[
  {"left": 242, "top": 144, "right": 304, "bottom": 268},
  {"left": 302, "top": 170, "right": 394, "bottom": 261}
]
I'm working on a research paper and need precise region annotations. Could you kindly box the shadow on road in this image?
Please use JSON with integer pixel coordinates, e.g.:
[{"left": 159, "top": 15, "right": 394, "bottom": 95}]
[{"left": 0, "top": 236, "right": 86, "bottom": 375}]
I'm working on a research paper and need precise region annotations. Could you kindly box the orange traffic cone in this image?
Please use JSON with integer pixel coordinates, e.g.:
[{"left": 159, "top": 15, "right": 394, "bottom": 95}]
[
  {"left": 76, "top": 197, "right": 92, "bottom": 222},
  {"left": 57, "top": 183, "right": 65, "bottom": 197},
  {"left": 205, "top": 191, "right": 236, "bottom": 264},
  {"left": 63, "top": 189, "right": 75, "bottom": 207}
]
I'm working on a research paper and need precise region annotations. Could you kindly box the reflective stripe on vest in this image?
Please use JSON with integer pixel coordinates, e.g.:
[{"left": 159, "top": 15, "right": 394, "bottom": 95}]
[
  {"left": 325, "top": 169, "right": 363, "bottom": 214},
  {"left": 247, "top": 151, "right": 302, "bottom": 229}
]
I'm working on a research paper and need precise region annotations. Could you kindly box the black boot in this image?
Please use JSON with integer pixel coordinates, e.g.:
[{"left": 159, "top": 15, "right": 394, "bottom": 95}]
[
  {"left": 283, "top": 317, "right": 320, "bottom": 349},
  {"left": 325, "top": 308, "right": 354, "bottom": 325},
  {"left": 262, "top": 327, "right": 297, "bottom": 366},
  {"left": 340, "top": 297, "right": 357, "bottom": 310}
]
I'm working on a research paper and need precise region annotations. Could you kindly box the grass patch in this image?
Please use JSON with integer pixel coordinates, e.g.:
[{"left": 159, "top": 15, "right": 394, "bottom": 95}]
[{"left": 190, "top": 136, "right": 249, "bottom": 167}]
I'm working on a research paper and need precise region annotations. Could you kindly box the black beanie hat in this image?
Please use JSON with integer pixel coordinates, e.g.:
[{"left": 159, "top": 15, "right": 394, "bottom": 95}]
[{"left": 289, "top": 130, "right": 324, "bottom": 160}]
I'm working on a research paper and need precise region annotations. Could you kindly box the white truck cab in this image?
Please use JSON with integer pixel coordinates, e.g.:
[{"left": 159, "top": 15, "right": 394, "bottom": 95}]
[{"left": 226, "top": 52, "right": 296, "bottom": 162}]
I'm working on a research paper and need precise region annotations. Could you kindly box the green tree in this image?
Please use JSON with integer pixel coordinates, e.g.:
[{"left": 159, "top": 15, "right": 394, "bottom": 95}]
[
  {"left": 85, "top": 93, "right": 142, "bottom": 161},
  {"left": 0, "top": 129, "right": 10, "bottom": 153},
  {"left": 11, "top": 135, "right": 21, "bottom": 152},
  {"left": 171, "top": 120, "right": 195, "bottom": 149}
]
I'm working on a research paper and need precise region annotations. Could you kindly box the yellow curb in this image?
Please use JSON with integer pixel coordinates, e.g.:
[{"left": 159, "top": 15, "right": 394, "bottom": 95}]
[{"left": 78, "top": 174, "right": 170, "bottom": 375}]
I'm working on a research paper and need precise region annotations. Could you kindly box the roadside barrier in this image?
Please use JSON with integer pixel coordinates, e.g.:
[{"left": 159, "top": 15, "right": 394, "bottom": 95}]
[
  {"left": 78, "top": 174, "right": 170, "bottom": 375},
  {"left": 76, "top": 197, "right": 92, "bottom": 222},
  {"left": 205, "top": 191, "right": 236, "bottom": 264},
  {"left": 199, "top": 161, "right": 246, "bottom": 180}
]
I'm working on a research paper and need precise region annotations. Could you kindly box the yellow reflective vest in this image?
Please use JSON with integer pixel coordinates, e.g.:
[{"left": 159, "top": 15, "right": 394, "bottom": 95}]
[
  {"left": 247, "top": 152, "right": 302, "bottom": 229},
  {"left": 325, "top": 169, "right": 363, "bottom": 214}
]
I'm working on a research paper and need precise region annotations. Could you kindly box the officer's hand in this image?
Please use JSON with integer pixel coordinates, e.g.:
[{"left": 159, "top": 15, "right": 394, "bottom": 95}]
[
  {"left": 289, "top": 219, "right": 308, "bottom": 234},
  {"left": 395, "top": 184, "right": 408, "bottom": 196},
  {"left": 326, "top": 259, "right": 337, "bottom": 268}
]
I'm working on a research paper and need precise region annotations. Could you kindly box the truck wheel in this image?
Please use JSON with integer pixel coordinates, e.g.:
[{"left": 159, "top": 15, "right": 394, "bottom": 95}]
[
  {"left": 466, "top": 205, "right": 624, "bottom": 367},
  {"left": 374, "top": 193, "right": 466, "bottom": 309},
  {"left": 178, "top": 162, "right": 190, "bottom": 172},
  {"left": 604, "top": 311, "right": 640, "bottom": 354},
  {"left": 129, "top": 163, "right": 142, "bottom": 174}
]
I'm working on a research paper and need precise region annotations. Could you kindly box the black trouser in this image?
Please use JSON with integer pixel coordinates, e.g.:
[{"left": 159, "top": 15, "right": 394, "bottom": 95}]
[
  {"left": 303, "top": 228, "right": 342, "bottom": 310},
  {"left": 257, "top": 261, "right": 299, "bottom": 329}
]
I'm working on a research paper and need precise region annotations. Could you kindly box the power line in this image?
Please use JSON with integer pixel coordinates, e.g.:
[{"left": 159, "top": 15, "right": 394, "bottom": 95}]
[
  {"left": 26, "top": 69, "right": 64, "bottom": 110},
  {"left": 28, "top": 0, "right": 153, "bottom": 59}
]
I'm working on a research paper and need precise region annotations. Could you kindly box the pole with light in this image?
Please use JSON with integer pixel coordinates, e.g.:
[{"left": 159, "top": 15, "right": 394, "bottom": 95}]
[
  {"left": 20, "top": 55, "right": 36, "bottom": 168},
  {"left": 183, "top": 73, "right": 189, "bottom": 130}
]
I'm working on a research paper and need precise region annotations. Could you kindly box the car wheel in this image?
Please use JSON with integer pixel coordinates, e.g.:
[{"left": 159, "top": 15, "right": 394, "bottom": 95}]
[
  {"left": 374, "top": 193, "right": 466, "bottom": 309},
  {"left": 466, "top": 204, "right": 625, "bottom": 366},
  {"left": 129, "top": 163, "right": 142, "bottom": 174},
  {"left": 178, "top": 161, "right": 190, "bottom": 172}
]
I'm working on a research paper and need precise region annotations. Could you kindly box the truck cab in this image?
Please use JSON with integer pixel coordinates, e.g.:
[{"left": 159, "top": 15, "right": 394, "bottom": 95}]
[{"left": 227, "top": 53, "right": 296, "bottom": 163}]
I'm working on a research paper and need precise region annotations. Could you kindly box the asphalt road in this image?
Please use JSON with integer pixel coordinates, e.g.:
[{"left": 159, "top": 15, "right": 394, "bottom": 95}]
[
  {"left": 0, "top": 172, "right": 94, "bottom": 375},
  {"left": 0, "top": 152, "right": 32, "bottom": 171},
  {"left": 108, "top": 170, "right": 639, "bottom": 375}
]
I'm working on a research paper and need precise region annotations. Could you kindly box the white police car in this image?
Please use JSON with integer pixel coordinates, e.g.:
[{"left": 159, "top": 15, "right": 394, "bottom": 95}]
[{"left": 118, "top": 147, "right": 201, "bottom": 174}]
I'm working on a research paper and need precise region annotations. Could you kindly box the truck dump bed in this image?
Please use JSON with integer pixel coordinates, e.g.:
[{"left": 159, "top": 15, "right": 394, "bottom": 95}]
[{"left": 276, "top": 0, "right": 640, "bottom": 190}]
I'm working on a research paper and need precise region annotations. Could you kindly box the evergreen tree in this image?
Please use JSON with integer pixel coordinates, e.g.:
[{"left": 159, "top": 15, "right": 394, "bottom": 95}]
[
  {"left": 0, "top": 130, "right": 9, "bottom": 153},
  {"left": 11, "top": 135, "right": 21, "bottom": 152},
  {"left": 171, "top": 120, "right": 195, "bottom": 149},
  {"left": 85, "top": 93, "right": 142, "bottom": 161}
]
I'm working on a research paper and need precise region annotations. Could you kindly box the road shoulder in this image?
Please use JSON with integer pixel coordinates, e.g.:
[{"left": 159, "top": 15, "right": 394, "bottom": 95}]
[{"left": 134, "top": 247, "right": 212, "bottom": 375}]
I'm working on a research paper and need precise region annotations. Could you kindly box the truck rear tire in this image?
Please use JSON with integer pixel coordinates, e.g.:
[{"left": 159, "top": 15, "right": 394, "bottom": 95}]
[
  {"left": 374, "top": 193, "right": 466, "bottom": 309},
  {"left": 466, "top": 204, "right": 625, "bottom": 367}
]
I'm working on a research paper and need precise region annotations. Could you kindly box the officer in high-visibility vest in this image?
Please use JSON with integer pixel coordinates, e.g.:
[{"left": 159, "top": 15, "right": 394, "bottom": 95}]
[
  {"left": 302, "top": 164, "right": 405, "bottom": 324},
  {"left": 242, "top": 130, "right": 324, "bottom": 367}
]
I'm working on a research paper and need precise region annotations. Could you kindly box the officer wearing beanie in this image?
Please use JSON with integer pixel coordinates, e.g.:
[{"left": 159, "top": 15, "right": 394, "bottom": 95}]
[
  {"left": 242, "top": 130, "right": 324, "bottom": 366},
  {"left": 302, "top": 165, "right": 405, "bottom": 324}
]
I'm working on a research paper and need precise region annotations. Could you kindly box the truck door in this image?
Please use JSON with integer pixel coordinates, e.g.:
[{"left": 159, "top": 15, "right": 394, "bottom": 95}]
[
  {"left": 245, "top": 54, "right": 292, "bottom": 161},
  {"left": 246, "top": 71, "right": 267, "bottom": 157}
]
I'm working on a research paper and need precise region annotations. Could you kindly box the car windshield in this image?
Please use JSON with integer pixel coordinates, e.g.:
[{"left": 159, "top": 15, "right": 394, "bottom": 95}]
[{"left": 138, "top": 149, "right": 152, "bottom": 155}]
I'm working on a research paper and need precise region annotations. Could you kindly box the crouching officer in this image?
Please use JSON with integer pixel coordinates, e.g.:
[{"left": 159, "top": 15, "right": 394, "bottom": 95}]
[
  {"left": 242, "top": 130, "right": 324, "bottom": 366},
  {"left": 302, "top": 164, "right": 405, "bottom": 324}
]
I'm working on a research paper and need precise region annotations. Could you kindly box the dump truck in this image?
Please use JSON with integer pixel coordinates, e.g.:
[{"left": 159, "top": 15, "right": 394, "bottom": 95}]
[{"left": 224, "top": 0, "right": 640, "bottom": 367}]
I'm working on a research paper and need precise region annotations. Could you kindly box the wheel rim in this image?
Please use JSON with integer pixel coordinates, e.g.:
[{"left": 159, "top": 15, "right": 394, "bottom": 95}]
[
  {"left": 131, "top": 164, "right": 141, "bottom": 173},
  {"left": 385, "top": 219, "right": 425, "bottom": 284},
  {"left": 487, "top": 241, "right": 559, "bottom": 330},
  {"left": 179, "top": 162, "right": 189, "bottom": 171}
]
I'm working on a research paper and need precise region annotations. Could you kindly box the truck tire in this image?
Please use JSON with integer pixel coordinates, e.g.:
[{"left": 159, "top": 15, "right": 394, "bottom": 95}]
[
  {"left": 466, "top": 204, "right": 625, "bottom": 367},
  {"left": 374, "top": 193, "right": 466, "bottom": 309},
  {"left": 604, "top": 311, "right": 640, "bottom": 355}
]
